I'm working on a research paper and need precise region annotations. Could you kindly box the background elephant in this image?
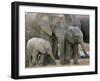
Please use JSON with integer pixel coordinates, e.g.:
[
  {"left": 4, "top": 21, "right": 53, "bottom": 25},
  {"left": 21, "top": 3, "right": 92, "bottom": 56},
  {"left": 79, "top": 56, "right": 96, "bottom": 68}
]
[
  {"left": 64, "top": 14, "right": 81, "bottom": 28},
  {"left": 64, "top": 26, "right": 88, "bottom": 64},
  {"left": 79, "top": 15, "right": 90, "bottom": 43},
  {"left": 26, "top": 37, "right": 56, "bottom": 67},
  {"left": 38, "top": 14, "right": 83, "bottom": 64}
]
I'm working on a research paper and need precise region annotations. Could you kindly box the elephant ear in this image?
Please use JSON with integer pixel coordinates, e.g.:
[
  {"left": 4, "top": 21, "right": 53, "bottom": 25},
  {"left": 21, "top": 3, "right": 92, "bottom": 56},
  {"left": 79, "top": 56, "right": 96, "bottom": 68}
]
[
  {"left": 38, "top": 15, "right": 52, "bottom": 36},
  {"left": 65, "top": 30, "right": 74, "bottom": 44}
]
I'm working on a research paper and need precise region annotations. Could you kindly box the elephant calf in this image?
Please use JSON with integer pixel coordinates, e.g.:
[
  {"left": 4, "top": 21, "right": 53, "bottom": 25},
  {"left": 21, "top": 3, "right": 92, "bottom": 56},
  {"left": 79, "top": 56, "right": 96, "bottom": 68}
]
[
  {"left": 26, "top": 37, "right": 56, "bottom": 67},
  {"left": 64, "top": 26, "right": 88, "bottom": 64}
]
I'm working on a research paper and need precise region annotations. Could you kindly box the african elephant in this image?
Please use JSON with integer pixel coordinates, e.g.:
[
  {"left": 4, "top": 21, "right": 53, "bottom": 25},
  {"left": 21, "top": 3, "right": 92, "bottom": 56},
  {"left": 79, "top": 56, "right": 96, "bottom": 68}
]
[
  {"left": 25, "top": 13, "right": 89, "bottom": 66},
  {"left": 64, "top": 14, "right": 81, "bottom": 28},
  {"left": 64, "top": 26, "right": 88, "bottom": 64},
  {"left": 26, "top": 37, "right": 56, "bottom": 67},
  {"left": 64, "top": 14, "right": 89, "bottom": 43},
  {"left": 35, "top": 13, "right": 66, "bottom": 60},
  {"left": 49, "top": 14, "right": 81, "bottom": 64},
  {"left": 79, "top": 15, "right": 89, "bottom": 43},
  {"left": 25, "top": 13, "right": 54, "bottom": 67}
]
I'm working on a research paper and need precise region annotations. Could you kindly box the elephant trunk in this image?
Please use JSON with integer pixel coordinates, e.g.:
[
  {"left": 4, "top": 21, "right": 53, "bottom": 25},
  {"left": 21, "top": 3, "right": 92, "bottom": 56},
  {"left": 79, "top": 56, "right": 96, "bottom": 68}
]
[{"left": 81, "top": 43, "right": 89, "bottom": 58}]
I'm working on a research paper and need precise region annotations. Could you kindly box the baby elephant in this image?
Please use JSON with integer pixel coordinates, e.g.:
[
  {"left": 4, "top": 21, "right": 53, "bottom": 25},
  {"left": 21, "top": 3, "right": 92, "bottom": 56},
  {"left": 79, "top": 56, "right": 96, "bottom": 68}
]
[
  {"left": 27, "top": 37, "right": 56, "bottom": 67},
  {"left": 64, "top": 26, "right": 88, "bottom": 64}
]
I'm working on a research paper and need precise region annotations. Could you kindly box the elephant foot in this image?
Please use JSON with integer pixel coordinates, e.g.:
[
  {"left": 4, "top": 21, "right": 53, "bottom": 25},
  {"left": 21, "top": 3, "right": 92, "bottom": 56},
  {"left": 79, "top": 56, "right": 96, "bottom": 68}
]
[
  {"left": 73, "top": 61, "right": 79, "bottom": 65},
  {"left": 60, "top": 60, "right": 65, "bottom": 65},
  {"left": 60, "top": 59, "right": 66, "bottom": 65},
  {"left": 45, "top": 54, "right": 56, "bottom": 65},
  {"left": 51, "top": 61, "right": 56, "bottom": 65},
  {"left": 65, "top": 60, "right": 71, "bottom": 65},
  {"left": 38, "top": 63, "right": 46, "bottom": 66}
]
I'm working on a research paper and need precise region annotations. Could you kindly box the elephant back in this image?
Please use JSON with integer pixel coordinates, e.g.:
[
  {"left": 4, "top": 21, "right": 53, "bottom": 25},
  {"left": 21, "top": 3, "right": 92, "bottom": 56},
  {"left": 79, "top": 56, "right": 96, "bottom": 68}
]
[{"left": 27, "top": 37, "right": 51, "bottom": 54}]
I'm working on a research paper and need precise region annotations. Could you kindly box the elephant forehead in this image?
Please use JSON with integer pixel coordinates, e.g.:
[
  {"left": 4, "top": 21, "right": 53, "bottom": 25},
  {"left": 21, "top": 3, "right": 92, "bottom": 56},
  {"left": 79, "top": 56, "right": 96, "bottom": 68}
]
[
  {"left": 52, "top": 15, "right": 65, "bottom": 22},
  {"left": 57, "top": 15, "right": 65, "bottom": 20},
  {"left": 40, "top": 16, "right": 49, "bottom": 21},
  {"left": 38, "top": 16, "right": 52, "bottom": 36},
  {"left": 74, "top": 29, "right": 83, "bottom": 36},
  {"left": 69, "top": 27, "right": 82, "bottom": 35}
]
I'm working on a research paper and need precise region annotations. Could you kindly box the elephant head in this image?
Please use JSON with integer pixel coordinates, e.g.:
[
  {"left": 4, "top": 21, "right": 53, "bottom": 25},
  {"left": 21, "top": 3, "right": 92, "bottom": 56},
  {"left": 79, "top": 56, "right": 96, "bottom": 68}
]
[
  {"left": 35, "top": 13, "right": 67, "bottom": 60},
  {"left": 65, "top": 26, "right": 83, "bottom": 44},
  {"left": 35, "top": 13, "right": 52, "bottom": 36},
  {"left": 36, "top": 13, "right": 67, "bottom": 36},
  {"left": 64, "top": 14, "right": 81, "bottom": 28}
]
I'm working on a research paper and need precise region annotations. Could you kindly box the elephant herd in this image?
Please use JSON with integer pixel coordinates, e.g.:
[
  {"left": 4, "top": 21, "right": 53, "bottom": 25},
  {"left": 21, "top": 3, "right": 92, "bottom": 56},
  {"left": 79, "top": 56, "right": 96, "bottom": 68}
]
[{"left": 25, "top": 13, "right": 89, "bottom": 67}]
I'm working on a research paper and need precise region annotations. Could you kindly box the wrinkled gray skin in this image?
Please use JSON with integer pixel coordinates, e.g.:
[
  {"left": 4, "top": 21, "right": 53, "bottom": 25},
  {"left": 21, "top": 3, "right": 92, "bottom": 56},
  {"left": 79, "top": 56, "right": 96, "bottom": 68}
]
[
  {"left": 27, "top": 37, "right": 56, "bottom": 67},
  {"left": 64, "top": 26, "right": 88, "bottom": 64},
  {"left": 25, "top": 13, "right": 89, "bottom": 66},
  {"left": 48, "top": 14, "right": 68, "bottom": 64}
]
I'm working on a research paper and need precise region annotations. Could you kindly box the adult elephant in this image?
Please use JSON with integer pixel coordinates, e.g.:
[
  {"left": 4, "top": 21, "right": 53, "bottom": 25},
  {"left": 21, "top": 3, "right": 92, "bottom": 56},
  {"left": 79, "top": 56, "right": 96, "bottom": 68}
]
[
  {"left": 25, "top": 13, "right": 60, "bottom": 66},
  {"left": 79, "top": 15, "right": 89, "bottom": 43},
  {"left": 33, "top": 13, "right": 83, "bottom": 64},
  {"left": 34, "top": 13, "right": 59, "bottom": 59},
  {"left": 64, "top": 26, "right": 89, "bottom": 64},
  {"left": 25, "top": 12, "right": 52, "bottom": 67}
]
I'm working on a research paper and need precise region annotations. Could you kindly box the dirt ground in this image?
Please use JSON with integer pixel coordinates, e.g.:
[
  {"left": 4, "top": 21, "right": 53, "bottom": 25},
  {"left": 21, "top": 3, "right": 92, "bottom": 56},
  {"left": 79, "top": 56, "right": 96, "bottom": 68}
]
[
  {"left": 55, "top": 58, "right": 89, "bottom": 66},
  {"left": 27, "top": 58, "right": 89, "bottom": 68}
]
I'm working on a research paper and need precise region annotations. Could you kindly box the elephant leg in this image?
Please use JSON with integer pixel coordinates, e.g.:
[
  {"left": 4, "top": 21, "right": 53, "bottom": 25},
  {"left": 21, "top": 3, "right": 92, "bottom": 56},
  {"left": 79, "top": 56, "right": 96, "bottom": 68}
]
[
  {"left": 28, "top": 54, "right": 32, "bottom": 67},
  {"left": 52, "top": 33, "right": 59, "bottom": 59},
  {"left": 38, "top": 54, "right": 45, "bottom": 66},
  {"left": 25, "top": 52, "right": 29, "bottom": 67},
  {"left": 65, "top": 41, "right": 72, "bottom": 64},
  {"left": 59, "top": 41, "right": 65, "bottom": 65},
  {"left": 52, "top": 39, "right": 58, "bottom": 59},
  {"left": 47, "top": 52, "right": 56, "bottom": 65},
  {"left": 27, "top": 49, "right": 33, "bottom": 67},
  {"left": 73, "top": 44, "right": 79, "bottom": 64},
  {"left": 47, "top": 46, "right": 56, "bottom": 65},
  {"left": 31, "top": 49, "right": 38, "bottom": 66}
]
